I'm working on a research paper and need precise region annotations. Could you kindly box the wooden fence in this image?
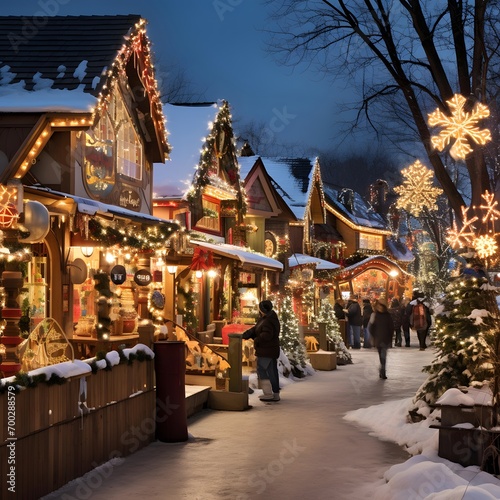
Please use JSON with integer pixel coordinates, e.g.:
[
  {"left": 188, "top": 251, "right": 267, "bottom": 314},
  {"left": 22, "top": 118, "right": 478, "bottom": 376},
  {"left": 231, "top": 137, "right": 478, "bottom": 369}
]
[{"left": 0, "top": 359, "right": 156, "bottom": 499}]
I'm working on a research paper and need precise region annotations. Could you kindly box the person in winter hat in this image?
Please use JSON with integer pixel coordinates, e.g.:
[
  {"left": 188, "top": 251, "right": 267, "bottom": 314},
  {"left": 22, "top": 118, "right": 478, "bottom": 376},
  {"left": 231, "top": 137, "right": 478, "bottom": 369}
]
[
  {"left": 344, "top": 294, "right": 362, "bottom": 349},
  {"left": 368, "top": 297, "right": 394, "bottom": 379},
  {"left": 242, "top": 300, "right": 281, "bottom": 401}
]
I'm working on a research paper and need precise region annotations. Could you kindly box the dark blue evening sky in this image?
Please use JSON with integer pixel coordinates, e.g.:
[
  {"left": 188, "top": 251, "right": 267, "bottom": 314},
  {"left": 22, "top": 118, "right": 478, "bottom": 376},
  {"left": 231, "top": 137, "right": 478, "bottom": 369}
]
[{"left": 1, "top": 0, "right": 360, "bottom": 153}]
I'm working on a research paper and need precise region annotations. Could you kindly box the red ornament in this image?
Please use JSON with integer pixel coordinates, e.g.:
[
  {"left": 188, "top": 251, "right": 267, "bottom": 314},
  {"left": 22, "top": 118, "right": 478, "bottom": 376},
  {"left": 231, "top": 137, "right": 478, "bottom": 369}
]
[{"left": 0, "top": 203, "right": 19, "bottom": 229}]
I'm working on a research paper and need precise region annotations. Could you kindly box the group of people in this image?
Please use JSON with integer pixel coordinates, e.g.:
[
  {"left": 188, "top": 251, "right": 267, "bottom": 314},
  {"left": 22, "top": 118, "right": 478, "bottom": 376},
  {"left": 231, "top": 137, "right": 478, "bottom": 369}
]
[
  {"left": 334, "top": 291, "right": 432, "bottom": 379},
  {"left": 240, "top": 290, "right": 433, "bottom": 402}
]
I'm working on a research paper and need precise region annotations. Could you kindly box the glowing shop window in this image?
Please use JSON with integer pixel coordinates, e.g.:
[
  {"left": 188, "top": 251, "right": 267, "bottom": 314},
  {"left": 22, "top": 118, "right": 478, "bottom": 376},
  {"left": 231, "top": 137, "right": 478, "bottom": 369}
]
[
  {"left": 359, "top": 232, "right": 383, "bottom": 250},
  {"left": 116, "top": 97, "right": 143, "bottom": 180}
]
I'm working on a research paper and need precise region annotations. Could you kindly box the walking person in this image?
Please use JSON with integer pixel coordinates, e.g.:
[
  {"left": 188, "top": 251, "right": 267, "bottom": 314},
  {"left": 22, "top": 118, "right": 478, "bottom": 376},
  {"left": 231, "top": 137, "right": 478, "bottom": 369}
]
[
  {"left": 344, "top": 294, "right": 362, "bottom": 349},
  {"left": 409, "top": 291, "right": 432, "bottom": 351},
  {"left": 368, "top": 298, "right": 394, "bottom": 380},
  {"left": 389, "top": 298, "right": 403, "bottom": 347},
  {"left": 362, "top": 298, "right": 373, "bottom": 348},
  {"left": 401, "top": 297, "right": 411, "bottom": 347},
  {"left": 241, "top": 300, "right": 281, "bottom": 402}
]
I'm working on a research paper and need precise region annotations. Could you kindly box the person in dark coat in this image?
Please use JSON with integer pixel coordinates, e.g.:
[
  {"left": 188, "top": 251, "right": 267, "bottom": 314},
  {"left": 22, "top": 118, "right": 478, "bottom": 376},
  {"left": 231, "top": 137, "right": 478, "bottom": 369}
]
[
  {"left": 344, "top": 295, "right": 362, "bottom": 349},
  {"left": 368, "top": 298, "right": 394, "bottom": 379},
  {"left": 334, "top": 298, "right": 346, "bottom": 320},
  {"left": 362, "top": 298, "right": 373, "bottom": 348},
  {"left": 389, "top": 298, "right": 403, "bottom": 347},
  {"left": 242, "top": 300, "right": 281, "bottom": 402},
  {"left": 401, "top": 297, "right": 411, "bottom": 347}
]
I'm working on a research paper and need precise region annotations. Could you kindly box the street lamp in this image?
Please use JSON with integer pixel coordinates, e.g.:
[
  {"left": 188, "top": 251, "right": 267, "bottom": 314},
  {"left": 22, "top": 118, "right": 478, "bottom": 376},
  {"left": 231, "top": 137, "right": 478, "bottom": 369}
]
[{"left": 164, "top": 248, "right": 180, "bottom": 276}]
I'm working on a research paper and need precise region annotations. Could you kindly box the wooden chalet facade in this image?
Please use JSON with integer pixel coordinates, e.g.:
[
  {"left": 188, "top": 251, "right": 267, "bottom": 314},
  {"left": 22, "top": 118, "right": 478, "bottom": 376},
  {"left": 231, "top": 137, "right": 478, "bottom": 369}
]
[{"left": 0, "top": 15, "right": 178, "bottom": 374}]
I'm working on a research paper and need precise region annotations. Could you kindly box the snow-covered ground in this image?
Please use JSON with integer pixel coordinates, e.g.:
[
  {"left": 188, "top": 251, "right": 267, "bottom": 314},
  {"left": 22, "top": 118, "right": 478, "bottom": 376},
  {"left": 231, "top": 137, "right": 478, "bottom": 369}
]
[
  {"left": 42, "top": 348, "right": 500, "bottom": 499},
  {"left": 345, "top": 396, "right": 500, "bottom": 499}
]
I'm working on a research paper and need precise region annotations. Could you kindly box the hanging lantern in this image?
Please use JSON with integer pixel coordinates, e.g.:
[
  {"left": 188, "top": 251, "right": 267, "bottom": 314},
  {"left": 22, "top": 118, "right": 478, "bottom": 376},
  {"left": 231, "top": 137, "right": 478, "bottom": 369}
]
[{"left": 18, "top": 200, "right": 50, "bottom": 242}]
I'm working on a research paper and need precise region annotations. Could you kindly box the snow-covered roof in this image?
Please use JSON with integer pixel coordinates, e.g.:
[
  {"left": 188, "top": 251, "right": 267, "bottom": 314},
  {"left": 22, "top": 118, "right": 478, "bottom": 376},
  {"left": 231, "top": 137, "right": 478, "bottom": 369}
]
[
  {"left": 191, "top": 239, "right": 283, "bottom": 271},
  {"left": 335, "top": 254, "right": 412, "bottom": 278},
  {"left": 0, "top": 15, "right": 141, "bottom": 100},
  {"left": 288, "top": 253, "right": 340, "bottom": 270},
  {"left": 153, "top": 102, "right": 220, "bottom": 198},
  {"left": 28, "top": 186, "right": 179, "bottom": 227},
  {"left": 238, "top": 156, "right": 317, "bottom": 220},
  {"left": 323, "top": 184, "right": 388, "bottom": 231},
  {"left": 386, "top": 238, "right": 415, "bottom": 263},
  {"left": 0, "top": 86, "right": 96, "bottom": 113}
]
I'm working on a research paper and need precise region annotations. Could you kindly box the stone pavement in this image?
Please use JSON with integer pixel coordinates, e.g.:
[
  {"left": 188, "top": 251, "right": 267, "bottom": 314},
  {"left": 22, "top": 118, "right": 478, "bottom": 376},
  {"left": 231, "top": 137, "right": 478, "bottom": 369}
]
[{"left": 43, "top": 346, "right": 435, "bottom": 500}]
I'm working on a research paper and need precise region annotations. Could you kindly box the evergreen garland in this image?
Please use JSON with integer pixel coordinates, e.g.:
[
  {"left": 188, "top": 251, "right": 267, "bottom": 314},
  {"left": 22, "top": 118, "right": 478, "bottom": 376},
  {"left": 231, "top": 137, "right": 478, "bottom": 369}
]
[
  {"left": 278, "top": 292, "right": 308, "bottom": 377},
  {"left": 411, "top": 277, "right": 500, "bottom": 415},
  {"left": 87, "top": 217, "right": 179, "bottom": 251},
  {"left": 177, "top": 283, "right": 199, "bottom": 335}
]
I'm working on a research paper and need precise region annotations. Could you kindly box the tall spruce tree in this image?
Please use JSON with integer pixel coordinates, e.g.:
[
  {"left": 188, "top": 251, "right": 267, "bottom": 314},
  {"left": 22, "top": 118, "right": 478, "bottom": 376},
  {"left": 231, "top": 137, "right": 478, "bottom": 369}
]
[
  {"left": 278, "top": 292, "right": 308, "bottom": 377},
  {"left": 412, "top": 277, "right": 499, "bottom": 415}
]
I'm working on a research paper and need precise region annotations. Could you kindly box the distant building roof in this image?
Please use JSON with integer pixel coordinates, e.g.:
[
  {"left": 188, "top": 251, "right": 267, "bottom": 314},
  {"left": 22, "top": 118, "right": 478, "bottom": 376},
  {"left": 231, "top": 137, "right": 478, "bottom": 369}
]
[
  {"left": 323, "top": 183, "right": 388, "bottom": 231},
  {"left": 386, "top": 238, "right": 415, "bottom": 263},
  {"left": 239, "top": 155, "right": 317, "bottom": 220}
]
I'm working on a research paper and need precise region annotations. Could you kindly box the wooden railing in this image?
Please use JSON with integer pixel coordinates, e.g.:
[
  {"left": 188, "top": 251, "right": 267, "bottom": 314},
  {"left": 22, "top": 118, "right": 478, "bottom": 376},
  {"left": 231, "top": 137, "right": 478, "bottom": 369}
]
[{"left": 0, "top": 356, "right": 155, "bottom": 499}]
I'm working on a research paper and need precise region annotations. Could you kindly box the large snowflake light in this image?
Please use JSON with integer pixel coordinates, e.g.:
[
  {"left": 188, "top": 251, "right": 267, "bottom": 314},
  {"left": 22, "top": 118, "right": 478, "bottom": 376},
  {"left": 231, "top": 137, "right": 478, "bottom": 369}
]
[
  {"left": 428, "top": 94, "right": 491, "bottom": 159},
  {"left": 393, "top": 160, "right": 443, "bottom": 216},
  {"left": 446, "top": 190, "right": 500, "bottom": 259}
]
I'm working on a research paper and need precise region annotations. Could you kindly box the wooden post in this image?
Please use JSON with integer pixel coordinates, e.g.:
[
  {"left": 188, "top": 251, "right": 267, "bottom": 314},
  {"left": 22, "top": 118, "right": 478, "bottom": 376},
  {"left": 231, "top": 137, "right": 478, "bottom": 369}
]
[
  {"left": 228, "top": 333, "right": 242, "bottom": 392},
  {"left": 318, "top": 322, "right": 328, "bottom": 351}
]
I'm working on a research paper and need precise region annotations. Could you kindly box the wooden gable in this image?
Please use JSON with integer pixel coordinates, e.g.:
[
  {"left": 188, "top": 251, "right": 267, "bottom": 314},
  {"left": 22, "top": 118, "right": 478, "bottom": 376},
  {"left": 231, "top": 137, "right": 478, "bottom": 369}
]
[
  {"left": 187, "top": 101, "right": 246, "bottom": 230},
  {"left": 243, "top": 157, "right": 282, "bottom": 217},
  {"left": 0, "top": 15, "right": 169, "bottom": 190}
]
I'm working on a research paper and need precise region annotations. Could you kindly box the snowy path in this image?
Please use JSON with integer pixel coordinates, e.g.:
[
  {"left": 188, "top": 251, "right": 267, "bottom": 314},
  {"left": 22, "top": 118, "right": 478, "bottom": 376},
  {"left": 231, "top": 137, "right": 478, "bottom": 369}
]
[{"left": 43, "top": 347, "right": 435, "bottom": 499}]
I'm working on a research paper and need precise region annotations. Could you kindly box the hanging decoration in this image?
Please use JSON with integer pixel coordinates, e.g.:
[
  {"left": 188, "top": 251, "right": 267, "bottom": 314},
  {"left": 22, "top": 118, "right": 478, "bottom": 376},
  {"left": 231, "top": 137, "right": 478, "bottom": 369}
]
[
  {"left": 446, "top": 190, "right": 500, "bottom": 259},
  {"left": 148, "top": 289, "right": 166, "bottom": 319},
  {"left": 428, "top": 94, "right": 491, "bottom": 159},
  {"left": 393, "top": 160, "right": 443, "bottom": 216},
  {"left": 190, "top": 248, "right": 215, "bottom": 271}
]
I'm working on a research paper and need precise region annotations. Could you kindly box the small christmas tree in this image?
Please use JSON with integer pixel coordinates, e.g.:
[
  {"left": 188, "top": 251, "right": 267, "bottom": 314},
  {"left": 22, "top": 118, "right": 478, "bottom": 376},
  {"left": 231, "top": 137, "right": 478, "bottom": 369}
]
[
  {"left": 277, "top": 292, "right": 308, "bottom": 378},
  {"left": 313, "top": 299, "right": 352, "bottom": 365},
  {"left": 411, "top": 276, "right": 499, "bottom": 417}
]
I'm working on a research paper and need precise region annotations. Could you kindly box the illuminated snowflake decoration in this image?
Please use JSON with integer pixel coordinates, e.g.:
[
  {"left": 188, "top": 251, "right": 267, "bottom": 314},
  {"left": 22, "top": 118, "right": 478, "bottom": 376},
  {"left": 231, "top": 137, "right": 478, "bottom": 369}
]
[
  {"left": 446, "top": 190, "right": 500, "bottom": 259},
  {"left": 428, "top": 94, "right": 491, "bottom": 159},
  {"left": 393, "top": 160, "right": 443, "bottom": 216},
  {"left": 446, "top": 206, "right": 478, "bottom": 249},
  {"left": 474, "top": 235, "right": 498, "bottom": 259}
]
